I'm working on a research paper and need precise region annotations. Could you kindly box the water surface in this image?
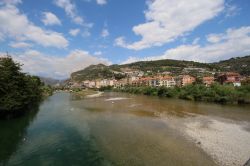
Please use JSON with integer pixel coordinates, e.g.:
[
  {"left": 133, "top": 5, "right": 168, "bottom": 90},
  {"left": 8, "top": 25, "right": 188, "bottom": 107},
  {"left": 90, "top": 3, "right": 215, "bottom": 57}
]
[{"left": 0, "top": 92, "right": 250, "bottom": 166}]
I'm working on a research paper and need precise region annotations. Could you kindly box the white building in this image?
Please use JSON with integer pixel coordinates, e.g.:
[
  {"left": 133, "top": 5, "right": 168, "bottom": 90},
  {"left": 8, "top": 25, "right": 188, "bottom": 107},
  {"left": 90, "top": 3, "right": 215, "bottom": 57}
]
[{"left": 159, "top": 76, "right": 176, "bottom": 87}]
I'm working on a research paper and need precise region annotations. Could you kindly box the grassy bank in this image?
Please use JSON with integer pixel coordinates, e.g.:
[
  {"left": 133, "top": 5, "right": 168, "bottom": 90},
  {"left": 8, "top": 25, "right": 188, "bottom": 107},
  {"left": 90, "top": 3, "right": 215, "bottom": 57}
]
[{"left": 113, "top": 84, "right": 250, "bottom": 105}]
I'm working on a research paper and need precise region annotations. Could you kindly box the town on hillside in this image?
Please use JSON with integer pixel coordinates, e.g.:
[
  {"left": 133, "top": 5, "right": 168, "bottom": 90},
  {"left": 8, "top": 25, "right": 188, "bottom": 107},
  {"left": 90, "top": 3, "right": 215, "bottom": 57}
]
[{"left": 67, "top": 70, "right": 247, "bottom": 89}]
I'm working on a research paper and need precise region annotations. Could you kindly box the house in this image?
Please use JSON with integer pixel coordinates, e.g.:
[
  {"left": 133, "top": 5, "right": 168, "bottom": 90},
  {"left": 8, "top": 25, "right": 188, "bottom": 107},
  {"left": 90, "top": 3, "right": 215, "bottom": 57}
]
[
  {"left": 114, "top": 78, "right": 128, "bottom": 88},
  {"left": 183, "top": 67, "right": 206, "bottom": 73},
  {"left": 89, "top": 81, "right": 96, "bottom": 88},
  {"left": 100, "top": 79, "right": 108, "bottom": 87},
  {"left": 83, "top": 80, "right": 90, "bottom": 87},
  {"left": 133, "top": 77, "right": 151, "bottom": 86},
  {"left": 149, "top": 77, "right": 160, "bottom": 87},
  {"left": 128, "top": 76, "right": 139, "bottom": 85},
  {"left": 217, "top": 72, "right": 241, "bottom": 86},
  {"left": 202, "top": 76, "right": 214, "bottom": 86},
  {"left": 107, "top": 79, "right": 116, "bottom": 86},
  {"left": 160, "top": 76, "right": 176, "bottom": 87},
  {"left": 175, "top": 75, "right": 195, "bottom": 86},
  {"left": 95, "top": 80, "right": 101, "bottom": 88}
]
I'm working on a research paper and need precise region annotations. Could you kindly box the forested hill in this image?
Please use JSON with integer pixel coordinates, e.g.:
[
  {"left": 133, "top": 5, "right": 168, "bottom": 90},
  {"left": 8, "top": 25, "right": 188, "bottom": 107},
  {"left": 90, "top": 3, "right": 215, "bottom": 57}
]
[
  {"left": 212, "top": 56, "right": 250, "bottom": 75},
  {"left": 70, "top": 55, "right": 250, "bottom": 82}
]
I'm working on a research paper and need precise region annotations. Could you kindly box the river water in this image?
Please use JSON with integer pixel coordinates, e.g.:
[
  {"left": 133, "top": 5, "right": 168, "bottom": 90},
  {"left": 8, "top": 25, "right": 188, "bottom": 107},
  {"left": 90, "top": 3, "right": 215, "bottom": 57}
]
[{"left": 0, "top": 92, "right": 250, "bottom": 166}]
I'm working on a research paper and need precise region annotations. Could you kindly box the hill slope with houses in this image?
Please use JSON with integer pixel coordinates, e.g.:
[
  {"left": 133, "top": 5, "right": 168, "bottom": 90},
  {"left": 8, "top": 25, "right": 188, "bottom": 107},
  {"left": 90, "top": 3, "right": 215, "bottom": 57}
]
[{"left": 70, "top": 55, "right": 250, "bottom": 83}]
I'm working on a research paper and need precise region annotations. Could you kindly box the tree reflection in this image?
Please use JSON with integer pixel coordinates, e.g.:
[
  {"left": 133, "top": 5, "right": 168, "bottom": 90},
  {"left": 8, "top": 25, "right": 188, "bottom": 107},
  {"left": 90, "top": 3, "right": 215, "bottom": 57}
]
[{"left": 0, "top": 104, "right": 40, "bottom": 165}]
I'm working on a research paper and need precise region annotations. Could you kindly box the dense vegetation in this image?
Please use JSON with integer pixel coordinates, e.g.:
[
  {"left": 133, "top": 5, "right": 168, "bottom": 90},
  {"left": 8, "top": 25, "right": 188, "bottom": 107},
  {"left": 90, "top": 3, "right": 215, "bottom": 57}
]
[
  {"left": 0, "top": 57, "right": 52, "bottom": 118},
  {"left": 71, "top": 64, "right": 114, "bottom": 81},
  {"left": 212, "top": 56, "right": 250, "bottom": 76},
  {"left": 114, "top": 84, "right": 250, "bottom": 105},
  {"left": 71, "top": 55, "right": 250, "bottom": 82}
]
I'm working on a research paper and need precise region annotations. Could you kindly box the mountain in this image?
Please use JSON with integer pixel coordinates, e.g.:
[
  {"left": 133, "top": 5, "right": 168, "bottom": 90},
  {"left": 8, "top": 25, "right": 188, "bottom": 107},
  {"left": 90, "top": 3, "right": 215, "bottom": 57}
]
[
  {"left": 70, "top": 55, "right": 250, "bottom": 82},
  {"left": 39, "top": 77, "right": 65, "bottom": 86},
  {"left": 212, "top": 56, "right": 250, "bottom": 75},
  {"left": 71, "top": 64, "right": 114, "bottom": 81}
]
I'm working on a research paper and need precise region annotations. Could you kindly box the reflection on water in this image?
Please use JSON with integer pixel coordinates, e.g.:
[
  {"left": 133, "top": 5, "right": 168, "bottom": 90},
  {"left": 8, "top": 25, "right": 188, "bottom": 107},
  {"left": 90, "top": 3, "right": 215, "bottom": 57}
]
[
  {"left": 0, "top": 92, "right": 249, "bottom": 166},
  {"left": 0, "top": 104, "right": 40, "bottom": 165}
]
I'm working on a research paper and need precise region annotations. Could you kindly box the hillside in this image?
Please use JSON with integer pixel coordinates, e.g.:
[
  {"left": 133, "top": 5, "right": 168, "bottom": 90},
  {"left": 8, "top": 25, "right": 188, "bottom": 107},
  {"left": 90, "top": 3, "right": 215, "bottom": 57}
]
[
  {"left": 212, "top": 56, "right": 250, "bottom": 75},
  {"left": 71, "top": 64, "right": 114, "bottom": 81},
  {"left": 70, "top": 55, "right": 250, "bottom": 82},
  {"left": 39, "top": 77, "right": 65, "bottom": 86}
]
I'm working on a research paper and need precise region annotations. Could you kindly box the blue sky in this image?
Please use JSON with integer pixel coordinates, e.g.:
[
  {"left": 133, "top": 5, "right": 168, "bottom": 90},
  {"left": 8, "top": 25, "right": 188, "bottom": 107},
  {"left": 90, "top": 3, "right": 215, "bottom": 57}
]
[{"left": 0, "top": 0, "right": 250, "bottom": 79}]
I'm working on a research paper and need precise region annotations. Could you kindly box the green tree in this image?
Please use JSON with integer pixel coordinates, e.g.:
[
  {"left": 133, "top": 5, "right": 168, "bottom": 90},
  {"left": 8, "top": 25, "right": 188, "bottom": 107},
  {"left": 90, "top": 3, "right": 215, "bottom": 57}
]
[{"left": 0, "top": 56, "right": 44, "bottom": 118}]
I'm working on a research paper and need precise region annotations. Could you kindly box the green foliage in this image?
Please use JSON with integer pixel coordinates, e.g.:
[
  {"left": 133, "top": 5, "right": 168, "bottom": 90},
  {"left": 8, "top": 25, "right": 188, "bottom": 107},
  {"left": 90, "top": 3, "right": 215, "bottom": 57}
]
[
  {"left": 71, "top": 64, "right": 114, "bottom": 82},
  {"left": 212, "top": 55, "right": 250, "bottom": 76},
  {"left": 99, "top": 85, "right": 113, "bottom": 91},
  {"left": 116, "top": 84, "right": 250, "bottom": 105},
  {"left": 114, "top": 73, "right": 126, "bottom": 80},
  {"left": 0, "top": 57, "right": 47, "bottom": 117}
]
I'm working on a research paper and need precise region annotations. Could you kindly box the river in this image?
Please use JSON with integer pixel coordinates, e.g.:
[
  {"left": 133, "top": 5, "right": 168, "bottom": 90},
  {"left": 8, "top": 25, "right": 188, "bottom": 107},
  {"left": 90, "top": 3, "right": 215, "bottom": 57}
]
[{"left": 0, "top": 92, "right": 250, "bottom": 166}]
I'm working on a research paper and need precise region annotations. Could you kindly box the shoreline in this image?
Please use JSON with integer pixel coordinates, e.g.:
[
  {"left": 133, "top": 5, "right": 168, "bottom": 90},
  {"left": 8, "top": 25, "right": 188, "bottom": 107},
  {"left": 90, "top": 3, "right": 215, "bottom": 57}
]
[
  {"left": 85, "top": 91, "right": 104, "bottom": 98},
  {"left": 178, "top": 116, "right": 250, "bottom": 166},
  {"left": 113, "top": 87, "right": 250, "bottom": 106}
]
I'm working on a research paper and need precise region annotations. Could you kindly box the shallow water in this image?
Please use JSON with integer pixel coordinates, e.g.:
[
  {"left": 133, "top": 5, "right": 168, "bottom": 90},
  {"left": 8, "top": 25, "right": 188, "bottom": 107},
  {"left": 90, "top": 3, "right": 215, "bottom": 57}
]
[{"left": 0, "top": 92, "right": 249, "bottom": 166}]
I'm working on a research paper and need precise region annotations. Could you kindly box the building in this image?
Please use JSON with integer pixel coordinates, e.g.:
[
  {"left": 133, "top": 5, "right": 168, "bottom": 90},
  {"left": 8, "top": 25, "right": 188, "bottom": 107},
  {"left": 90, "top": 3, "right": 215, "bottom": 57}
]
[
  {"left": 89, "top": 81, "right": 96, "bottom": 88},
  {"left": 114, "top": 78, "right": 128, "bottom": 88},
  {"left": 95, "top": 80, "right": 101, "bottom": 88},
  {"left": 217, "top": 72, "right": 241, "bottom": 86},
  {"left": 83, "top": 80, "right": 90, "bottom": 87},
  {"left": 202, "top": 76, "right": 214, "bottom": 86},
  {"left": 160, "top": 76, "right": 176, "bottom": 87},
  {"left": 107, "top": 79, "right": 116, "bottom": 86},
  {"left": 128, "top": 76, "right": 139, "bottom": 85},
  {"left": 175, "top": 75, "right": 195, "bottom": 86},
  {"left": 149, "top": 77, "right": 160, "bottom": 87}
]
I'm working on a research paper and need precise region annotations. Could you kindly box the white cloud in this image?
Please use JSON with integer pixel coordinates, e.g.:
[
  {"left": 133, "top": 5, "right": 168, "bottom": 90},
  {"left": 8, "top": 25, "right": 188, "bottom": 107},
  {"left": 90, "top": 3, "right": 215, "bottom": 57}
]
[
  {"left": 94, "top": 51, "right": 102, "bottom": 56},
  {"left": 192, "top": 37, "right": 200, "bottom": 45},
  {"left": 96, "top": 0, "right": 107, "bottom": 5},
  {"left": 206, "top": 33, "right": 224, "bottom": 43},
  {"left": 82, "top": 30, "right": 91, "bottom": 37},
  {"left": 0, "top": 32, "right": 4, "bottom": 41},
  {"left": 9, "top": 41, "right": 32, "bottom": 48},
  {"left": 101, "top": 28, "right": 109, "bottom": 38},
  {"left": 0, "top": 0, "right": 22, "bottom": 5},
  {"left": 114, "top": 37, "right": 126, "bottom": 47},
  {"left": 69, "top": 28, "right": 80, "bottom": 36},
  {"left": 224, "top": 3, "right": 240, "bottom": 18},
  {"left": 0, "top": 5, "right": 68, "bottom": 48},
  {"left": 54, "top": 0, "right": 92, "bottom": 27},
  {"left": 42, "top": 12, "right": 61, "bottom": 26},
  {"left": 115, "top": 0, "right": 225, "bottom": 50},
  {"left": 122, "top": 26, "right": 250, "bottom": 63},
  {"left": 7, "top": 49, "right": 111, "bottom": 79}
]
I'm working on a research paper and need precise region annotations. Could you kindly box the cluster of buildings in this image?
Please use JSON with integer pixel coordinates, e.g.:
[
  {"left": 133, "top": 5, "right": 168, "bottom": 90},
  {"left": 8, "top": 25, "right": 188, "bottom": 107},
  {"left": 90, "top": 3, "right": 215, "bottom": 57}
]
[{"left": 68, "top": 72, "right": 244, "bottom": 89}]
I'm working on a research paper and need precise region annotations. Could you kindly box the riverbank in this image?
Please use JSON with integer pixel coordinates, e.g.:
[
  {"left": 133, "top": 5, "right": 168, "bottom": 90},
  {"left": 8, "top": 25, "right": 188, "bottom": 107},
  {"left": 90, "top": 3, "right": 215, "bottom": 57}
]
[
  {"left": 183, "top": 116, "right": 250, "bottom": 166},
  {"left": 71, "top": 89, "right": 103, "bottom": 99},
  {"left": 113, "top": 84, "right": 250, "bottom": 105}
]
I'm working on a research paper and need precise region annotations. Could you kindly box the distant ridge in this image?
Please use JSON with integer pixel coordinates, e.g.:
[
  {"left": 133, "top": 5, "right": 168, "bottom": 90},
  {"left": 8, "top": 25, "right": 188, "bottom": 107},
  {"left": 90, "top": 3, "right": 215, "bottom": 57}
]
[{"left": 70, "top": 55, "right": 250, "bottom": 82}]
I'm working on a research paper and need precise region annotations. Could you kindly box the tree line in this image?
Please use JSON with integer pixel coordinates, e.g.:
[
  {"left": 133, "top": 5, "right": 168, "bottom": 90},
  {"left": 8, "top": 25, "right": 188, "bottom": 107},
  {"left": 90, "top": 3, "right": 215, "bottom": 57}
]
[
  {"left": 113, "top": 83, "right": 250, "bottom": 105},
  {"left": 0, "top": 56, "right": 52, "bottom": 119}
]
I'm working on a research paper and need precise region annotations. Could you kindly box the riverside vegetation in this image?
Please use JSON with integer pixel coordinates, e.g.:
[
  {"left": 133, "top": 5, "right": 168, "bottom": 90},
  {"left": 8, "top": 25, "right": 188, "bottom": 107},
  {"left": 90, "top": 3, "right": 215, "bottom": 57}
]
[
  {"left": 112, "top": 83, "right": 250, "bottom": 104},
  {"left": 0, "top": 56, "right": 53, "bottom": 119}
]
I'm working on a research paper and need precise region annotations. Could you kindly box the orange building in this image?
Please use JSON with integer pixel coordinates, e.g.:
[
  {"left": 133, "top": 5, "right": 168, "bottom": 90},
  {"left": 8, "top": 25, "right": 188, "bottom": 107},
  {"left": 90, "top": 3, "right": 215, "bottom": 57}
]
[
  {"left": 217, "top": 72, "right": 241, "bottom": 86},
  {"left": 176, "top": 75, "right": 196, "bottom": 86},
  {"left": 203, "top": 76, "right": 214, "bottom": 86}
]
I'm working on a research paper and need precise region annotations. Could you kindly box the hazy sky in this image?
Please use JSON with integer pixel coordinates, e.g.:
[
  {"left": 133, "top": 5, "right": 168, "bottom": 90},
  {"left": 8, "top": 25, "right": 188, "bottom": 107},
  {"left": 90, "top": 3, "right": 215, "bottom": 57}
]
[{"left": 0, "top": 0, "right": 250, "bottom": 79}]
